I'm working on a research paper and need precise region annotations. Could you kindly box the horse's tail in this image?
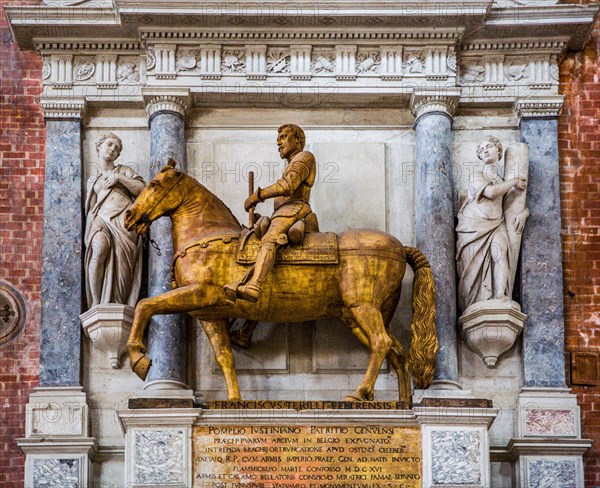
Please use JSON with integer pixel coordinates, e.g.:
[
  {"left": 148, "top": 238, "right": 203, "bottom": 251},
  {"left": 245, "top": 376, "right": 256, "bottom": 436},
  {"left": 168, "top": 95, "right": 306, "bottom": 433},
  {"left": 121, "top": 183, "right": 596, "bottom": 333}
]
[{"left": 405, "top": 246, "right": 438, "bottom": 389}]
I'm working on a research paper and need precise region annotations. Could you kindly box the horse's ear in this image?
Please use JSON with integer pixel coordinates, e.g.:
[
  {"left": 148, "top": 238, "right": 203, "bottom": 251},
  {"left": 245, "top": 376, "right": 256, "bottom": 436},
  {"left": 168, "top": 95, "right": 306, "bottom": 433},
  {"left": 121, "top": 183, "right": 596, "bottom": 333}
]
[{"left": 167, "top": 158, "right": 177, "bottom": 169}]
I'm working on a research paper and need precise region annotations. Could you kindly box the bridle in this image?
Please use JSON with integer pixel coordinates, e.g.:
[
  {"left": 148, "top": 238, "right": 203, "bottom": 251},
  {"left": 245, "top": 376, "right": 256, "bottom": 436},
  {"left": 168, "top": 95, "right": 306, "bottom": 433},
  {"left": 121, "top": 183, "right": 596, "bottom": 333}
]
[{"left": 138, "top": 169, "right": 184, "bottom": 231}]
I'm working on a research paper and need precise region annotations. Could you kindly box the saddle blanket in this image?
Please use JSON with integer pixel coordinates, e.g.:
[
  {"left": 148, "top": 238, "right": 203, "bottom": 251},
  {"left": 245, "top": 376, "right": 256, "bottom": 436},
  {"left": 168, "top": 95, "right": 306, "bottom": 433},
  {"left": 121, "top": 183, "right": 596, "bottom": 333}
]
[{"left": 237, "top": 232, "right": 338, "bottom": 265}]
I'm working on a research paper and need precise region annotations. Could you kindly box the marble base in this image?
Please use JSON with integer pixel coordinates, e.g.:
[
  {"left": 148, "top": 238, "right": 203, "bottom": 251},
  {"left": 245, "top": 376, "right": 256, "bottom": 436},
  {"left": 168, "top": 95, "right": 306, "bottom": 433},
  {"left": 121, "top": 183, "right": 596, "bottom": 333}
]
[
  {"left": 80, "top": 304, "right": 134, "bottom": 369},
  {"left": 507, "top": 388, "right": 592, "bottom": 488},
  {"left": 459, "top": 299, "right": 526, "bottom": 368},
  {"left": 119, "top": 405, "right": 498, "bottom": 488},
  {"left": 415, "top": 404, "right": 498, "bottom": 488},
  {"left": 17, "top": 387, "right": 97, "bottom": 488}
]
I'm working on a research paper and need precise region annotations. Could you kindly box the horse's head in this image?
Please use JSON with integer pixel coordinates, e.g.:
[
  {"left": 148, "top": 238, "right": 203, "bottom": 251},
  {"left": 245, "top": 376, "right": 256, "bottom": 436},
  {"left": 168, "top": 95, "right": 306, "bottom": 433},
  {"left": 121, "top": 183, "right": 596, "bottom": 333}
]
[{"left": 125, "top": 159, "right": 185, "bottom": 235}]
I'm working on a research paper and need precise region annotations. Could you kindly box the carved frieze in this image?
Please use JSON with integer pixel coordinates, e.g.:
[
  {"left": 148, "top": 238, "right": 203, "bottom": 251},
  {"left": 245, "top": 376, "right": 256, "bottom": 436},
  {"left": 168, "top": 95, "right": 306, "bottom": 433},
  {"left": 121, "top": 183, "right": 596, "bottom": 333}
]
[
  {"left": 266, "top": 48, "right": 290, "bottom": 74},
  {"left": 176, "top": 49, "right": 199, "bottom": 72},
  {"left": 117, "top": 57, "right": 141, "bottom": 83},
  {"left": 222, "top": 48, "right": 246, "bottom": 74},
  {"left": 356, "top": 48, "right": 380, "bottom": 74},
  {"left": 311, "top": 48, "right": 335, "bottom": 74},
  {"left": 30, "top": 30, "right": 565, "bottom": 108},
  {"left": 73, "top": 57, "right": 95, "bottom": 82},
  {"left": 403, "top": 50, "right": 425, "bottom": 74}
]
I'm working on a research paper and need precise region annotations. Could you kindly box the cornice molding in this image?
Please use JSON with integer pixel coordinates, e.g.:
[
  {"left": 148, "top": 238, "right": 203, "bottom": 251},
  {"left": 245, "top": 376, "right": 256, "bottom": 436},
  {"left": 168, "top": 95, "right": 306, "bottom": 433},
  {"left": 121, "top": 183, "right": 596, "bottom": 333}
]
[
  {"left": 410, "top": 88, "right": 461, "bottom": 121},
  {"left": 34, "top": 40, "right": 143, "bottom": 53},
  {"left": 140, "top": 29, "right": 464, "bottom": 44},
  {"left": 40, "top": 100, "right": 85, "bottom": 119},
  {"left": 514, "top": 96, "right": 565, "bottom": 119},
  {"left": 461, "top": 39, "right": 568, "bottom": 55}
]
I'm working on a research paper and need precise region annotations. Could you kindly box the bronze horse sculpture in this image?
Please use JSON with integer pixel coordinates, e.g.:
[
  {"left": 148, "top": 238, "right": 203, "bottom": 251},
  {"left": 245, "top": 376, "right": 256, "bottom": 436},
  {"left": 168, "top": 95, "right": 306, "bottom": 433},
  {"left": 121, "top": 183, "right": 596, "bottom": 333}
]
[{"left": 124, "top": 160, "right": 437, "bottom": 403}]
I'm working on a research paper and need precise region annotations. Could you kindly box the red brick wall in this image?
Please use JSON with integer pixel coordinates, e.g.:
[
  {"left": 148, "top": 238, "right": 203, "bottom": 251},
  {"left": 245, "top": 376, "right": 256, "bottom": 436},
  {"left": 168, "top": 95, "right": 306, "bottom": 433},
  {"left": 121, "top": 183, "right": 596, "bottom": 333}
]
[
  {"left": 0, "top": 2, "right": 44, "bottom": 486},
  {"left": 0, "top": 0, "right": 599, "bottom": 486},
  {"left": 559, "top": 13, "right": 600, "bottom": 487}
]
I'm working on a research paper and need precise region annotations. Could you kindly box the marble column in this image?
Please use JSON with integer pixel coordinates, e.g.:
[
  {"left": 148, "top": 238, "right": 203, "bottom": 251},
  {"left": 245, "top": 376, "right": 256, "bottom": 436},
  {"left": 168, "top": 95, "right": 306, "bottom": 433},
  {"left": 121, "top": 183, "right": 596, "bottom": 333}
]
[
  {"left": 17, "top": 101, "right": 96, "bottom": 488},
  {"left": 509, "top": 98, "right": 590, "bottom": 488},
  {"left": 144, "top": 93, "right": 191, "bottom": 392},
  {"left": 516, "top": 98, "right": 566, "bottom": 388},
  {"left": 411, "top": 90, "right": 461, "bottom": 389},
  {"left": 39, "top": 103, "right": 85, "bottom": 387}
]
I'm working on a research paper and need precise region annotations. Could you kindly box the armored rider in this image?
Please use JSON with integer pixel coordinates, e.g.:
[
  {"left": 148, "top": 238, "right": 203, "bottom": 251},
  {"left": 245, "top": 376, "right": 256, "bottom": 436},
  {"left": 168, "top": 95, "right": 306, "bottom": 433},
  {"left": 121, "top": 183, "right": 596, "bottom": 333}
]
[{"left": 229, "top": 124, "right": 317, "bottom": 303}]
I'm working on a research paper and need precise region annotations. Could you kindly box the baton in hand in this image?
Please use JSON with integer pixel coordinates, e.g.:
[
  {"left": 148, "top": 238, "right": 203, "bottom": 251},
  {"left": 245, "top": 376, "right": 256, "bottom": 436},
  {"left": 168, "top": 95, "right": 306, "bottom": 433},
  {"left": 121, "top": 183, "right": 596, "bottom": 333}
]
[{"left": 248, "top": 170, "right": 255, "bottom": 228}]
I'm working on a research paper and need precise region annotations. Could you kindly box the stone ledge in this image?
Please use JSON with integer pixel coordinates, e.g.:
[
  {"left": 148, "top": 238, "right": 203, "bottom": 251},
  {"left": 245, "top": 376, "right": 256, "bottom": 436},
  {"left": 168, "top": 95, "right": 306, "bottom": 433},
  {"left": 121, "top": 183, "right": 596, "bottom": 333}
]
[{"left": 506, "top": 438, "right": 593, "bottom": 460}]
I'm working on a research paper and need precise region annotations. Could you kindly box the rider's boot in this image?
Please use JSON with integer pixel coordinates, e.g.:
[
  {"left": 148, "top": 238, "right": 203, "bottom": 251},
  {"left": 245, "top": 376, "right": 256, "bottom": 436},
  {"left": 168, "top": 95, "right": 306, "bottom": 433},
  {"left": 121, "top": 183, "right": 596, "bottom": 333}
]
[{"left": 237, "top": 242, "right": 277, "bottom": 303}]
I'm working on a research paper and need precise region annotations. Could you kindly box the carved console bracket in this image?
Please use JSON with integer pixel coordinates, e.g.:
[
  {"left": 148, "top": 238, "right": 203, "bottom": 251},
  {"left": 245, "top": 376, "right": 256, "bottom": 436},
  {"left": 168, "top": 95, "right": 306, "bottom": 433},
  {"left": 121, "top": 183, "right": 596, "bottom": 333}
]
[
  {"left": 80, "top": 304, "right": 134, "bottom": 369},
  {"left": 459, "top": 300, "right": 527, "bottom": 368}
]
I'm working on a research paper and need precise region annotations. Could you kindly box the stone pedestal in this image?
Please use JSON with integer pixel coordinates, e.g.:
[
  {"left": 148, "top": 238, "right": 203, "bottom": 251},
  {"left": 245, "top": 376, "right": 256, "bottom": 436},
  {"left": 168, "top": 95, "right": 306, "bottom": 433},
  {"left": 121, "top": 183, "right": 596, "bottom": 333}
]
[
  {"left": 17, "top": 387, "right": 97, "bottom": 488},
  {"left": 415, "top": 400, "right": 498, "bottom": 488},
  {"left": 459, "top": 299, "right": 526, "bottom": 368},
  {"left": 508, "top": 388, "right": 592, "bottom": 488},
  {"left": 80, "top": 304, "right": 134, "bottom": 369}
]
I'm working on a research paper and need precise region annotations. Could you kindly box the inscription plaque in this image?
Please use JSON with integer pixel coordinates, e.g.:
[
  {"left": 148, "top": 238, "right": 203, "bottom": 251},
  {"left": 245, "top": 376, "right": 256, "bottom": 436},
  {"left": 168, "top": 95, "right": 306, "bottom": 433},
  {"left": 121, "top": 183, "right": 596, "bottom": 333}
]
[{"left": 193, "top": 424, "right": 421, "bottom": 487}]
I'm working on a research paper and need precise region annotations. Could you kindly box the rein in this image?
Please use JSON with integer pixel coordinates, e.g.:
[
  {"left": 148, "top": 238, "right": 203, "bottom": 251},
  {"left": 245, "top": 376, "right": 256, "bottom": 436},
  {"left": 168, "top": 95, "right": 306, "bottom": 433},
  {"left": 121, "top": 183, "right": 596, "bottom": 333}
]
[{"left": 137, "top": 170, "right": 185, "bottom": 256}]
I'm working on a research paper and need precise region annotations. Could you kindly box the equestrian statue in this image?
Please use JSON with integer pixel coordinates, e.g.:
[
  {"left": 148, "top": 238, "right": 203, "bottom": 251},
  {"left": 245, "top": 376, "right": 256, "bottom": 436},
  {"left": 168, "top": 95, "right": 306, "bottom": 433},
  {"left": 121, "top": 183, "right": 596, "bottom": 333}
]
[{"left": 124, "top": 125, "right": 437, "bottom": 403}]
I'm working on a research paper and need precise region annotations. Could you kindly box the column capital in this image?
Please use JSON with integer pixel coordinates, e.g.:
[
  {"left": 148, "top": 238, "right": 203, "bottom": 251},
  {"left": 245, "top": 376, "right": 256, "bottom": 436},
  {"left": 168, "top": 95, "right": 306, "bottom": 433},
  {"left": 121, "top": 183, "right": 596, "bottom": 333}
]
[
  {"left": 40, "top": 99, "right": 85, "bottom": 119},
  {"left": 143, "top": 88, "right": 191, "bottom": 120},
  {"left": 410, "top": 88, "right": 461, "bottom": 123},
  {"left": 514, "top": 95, "right": 565, "bottom": 120}
]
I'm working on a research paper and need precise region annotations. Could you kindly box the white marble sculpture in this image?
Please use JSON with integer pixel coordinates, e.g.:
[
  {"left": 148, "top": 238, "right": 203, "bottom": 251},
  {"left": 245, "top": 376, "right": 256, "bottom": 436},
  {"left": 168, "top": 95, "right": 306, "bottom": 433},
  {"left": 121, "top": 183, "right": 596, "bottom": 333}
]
[
  {"left": 82, "top": 133, "right": 145, "bottom": 368},
  {"left": 456, "top": 136, "right": 529, "bottom": 367},
  {"left": 84, "top": 132, "right": 145, "bottom": 308}
]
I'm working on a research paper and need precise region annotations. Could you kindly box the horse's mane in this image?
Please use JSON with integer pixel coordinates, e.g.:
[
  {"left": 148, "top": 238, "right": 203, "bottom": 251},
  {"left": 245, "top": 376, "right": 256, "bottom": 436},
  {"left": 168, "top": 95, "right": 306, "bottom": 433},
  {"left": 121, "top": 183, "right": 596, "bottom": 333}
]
[{"left": 184, "top": 172, "right": 242, "bottom": 228}]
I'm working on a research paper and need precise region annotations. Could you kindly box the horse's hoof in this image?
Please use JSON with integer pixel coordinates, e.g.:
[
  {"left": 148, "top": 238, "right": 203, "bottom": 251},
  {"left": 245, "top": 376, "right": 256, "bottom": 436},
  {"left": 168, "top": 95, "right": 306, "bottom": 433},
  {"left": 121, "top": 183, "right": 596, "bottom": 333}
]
[
  {"left": 230, "top": 330, "right": 251, "bottom": 349},
  {"left": 344, "top": 394, "right": 364, "bottom": 402},
  {"left": 132, "top": 354, "right": 152, "bottom": 381}
]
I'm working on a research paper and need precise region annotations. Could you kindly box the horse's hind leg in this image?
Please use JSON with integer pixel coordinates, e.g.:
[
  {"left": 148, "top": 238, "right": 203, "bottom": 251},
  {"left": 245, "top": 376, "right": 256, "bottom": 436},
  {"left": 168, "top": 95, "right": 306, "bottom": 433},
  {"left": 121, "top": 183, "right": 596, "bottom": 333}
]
[
  {"left": 201, "top": 319, "right": 242, "bottom": 401},
  {"left": 387, "top": 332, "right": 411, "bottom": 405},
  {"left": 344, "top": 305, "right": 392, "bottom": 402},
  {"left": 342, "top": 318, "right": 410, "bottom": 403}
]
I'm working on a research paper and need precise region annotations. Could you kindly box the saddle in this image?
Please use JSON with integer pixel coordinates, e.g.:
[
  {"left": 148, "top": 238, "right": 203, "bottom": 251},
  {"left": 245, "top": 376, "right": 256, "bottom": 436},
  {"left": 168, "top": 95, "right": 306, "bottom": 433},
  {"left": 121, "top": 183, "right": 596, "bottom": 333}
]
[{"left": 237, "top": 231, "right": 338, "bottom": 265}]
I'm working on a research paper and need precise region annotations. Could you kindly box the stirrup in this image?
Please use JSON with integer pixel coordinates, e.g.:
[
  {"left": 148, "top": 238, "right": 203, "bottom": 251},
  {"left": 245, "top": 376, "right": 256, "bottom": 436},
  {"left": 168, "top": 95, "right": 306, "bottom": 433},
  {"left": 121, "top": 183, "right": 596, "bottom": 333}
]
[
  {"left": 237, "top": 283, "right": 261, "bottom": 303},
  {"left": 224, "top": 282, "right": 240, "bottom": 304}
]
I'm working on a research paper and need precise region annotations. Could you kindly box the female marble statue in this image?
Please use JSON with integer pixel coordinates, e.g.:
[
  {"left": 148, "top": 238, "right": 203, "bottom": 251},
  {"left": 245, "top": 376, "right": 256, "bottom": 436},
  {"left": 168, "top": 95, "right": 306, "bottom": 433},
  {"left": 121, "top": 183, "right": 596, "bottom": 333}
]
[
  {"left": 84, "top": 133, "right": 146, "bottom": 308},
  {"left": 456, "top": 136, "right": 528, "bottom": 312}
]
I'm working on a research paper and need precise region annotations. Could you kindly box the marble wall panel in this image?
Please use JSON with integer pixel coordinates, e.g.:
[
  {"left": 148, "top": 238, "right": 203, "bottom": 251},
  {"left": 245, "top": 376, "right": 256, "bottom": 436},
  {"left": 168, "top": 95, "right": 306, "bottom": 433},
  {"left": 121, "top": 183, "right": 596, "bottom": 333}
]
[
  {"left": 528, "top": 458, "right": 577, "bottom": 488},
  {"left": 431, "top": 430, "right": 482, "bottom": 485},
  {"left": 133, "top": 430, "right": 185, "bottom": 485}
]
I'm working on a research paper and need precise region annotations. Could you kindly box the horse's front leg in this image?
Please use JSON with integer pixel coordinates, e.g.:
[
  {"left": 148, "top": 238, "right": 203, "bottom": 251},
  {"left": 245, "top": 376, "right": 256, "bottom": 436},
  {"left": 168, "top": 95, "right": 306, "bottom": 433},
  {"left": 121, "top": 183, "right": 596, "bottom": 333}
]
[
  {"left": 201, "top": 320, "right": 242, "bottom": 401},
  {"left": 127, "top": 283, "right": 207, "bottom": 381}
]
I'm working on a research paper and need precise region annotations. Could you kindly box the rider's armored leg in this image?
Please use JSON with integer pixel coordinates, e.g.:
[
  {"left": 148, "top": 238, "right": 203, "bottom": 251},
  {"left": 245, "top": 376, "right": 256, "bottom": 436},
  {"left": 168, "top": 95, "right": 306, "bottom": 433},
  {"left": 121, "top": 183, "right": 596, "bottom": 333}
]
[{"left": 237, "top": 242, "right": 277, "bottom": 302}]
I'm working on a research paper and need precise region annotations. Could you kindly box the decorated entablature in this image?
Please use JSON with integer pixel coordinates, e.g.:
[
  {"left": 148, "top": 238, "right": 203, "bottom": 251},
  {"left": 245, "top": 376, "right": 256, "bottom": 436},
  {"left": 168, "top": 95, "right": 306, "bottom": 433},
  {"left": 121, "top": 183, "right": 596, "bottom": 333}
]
[
  {"left": 6, "top": 1, "right": 598, "bottom": 487},
  {"left": 6, "top": 0, "right": 591, "bottom": 112}
]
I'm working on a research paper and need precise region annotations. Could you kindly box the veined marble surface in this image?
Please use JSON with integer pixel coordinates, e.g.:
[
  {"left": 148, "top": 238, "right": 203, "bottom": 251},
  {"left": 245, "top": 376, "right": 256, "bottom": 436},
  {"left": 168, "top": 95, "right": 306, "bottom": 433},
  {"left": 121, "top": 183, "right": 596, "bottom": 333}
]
[
  {"left": 33, "top": 459, "right": 79, "bottom": 488},
  {"left": 431, "top": 430, "right": 481, "bottom": 485},
  {"left": 528, "top": 459, "right": 576, "bottom": 488},
  {"left": 134, "top": 429, "right": 185, "bottom": 484}
]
